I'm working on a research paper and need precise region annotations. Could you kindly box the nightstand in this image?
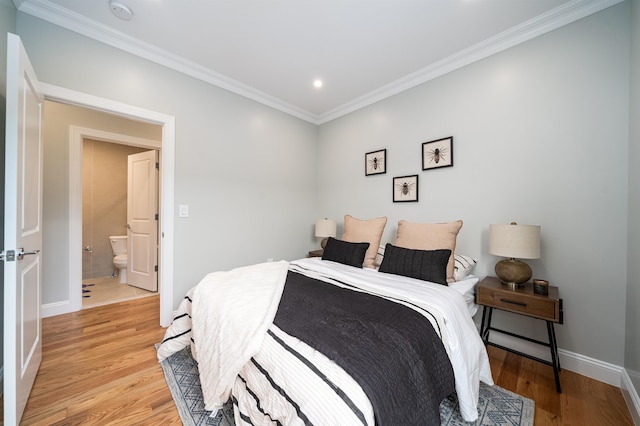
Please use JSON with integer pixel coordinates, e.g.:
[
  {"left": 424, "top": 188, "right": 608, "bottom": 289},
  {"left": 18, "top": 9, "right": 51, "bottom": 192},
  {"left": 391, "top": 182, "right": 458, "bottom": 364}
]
[
  {"left": 308, "top": 249, "right": 323, "bottom": 258},
  {"left": 476, "top": 276, "right": 563, "bottom": 392}
]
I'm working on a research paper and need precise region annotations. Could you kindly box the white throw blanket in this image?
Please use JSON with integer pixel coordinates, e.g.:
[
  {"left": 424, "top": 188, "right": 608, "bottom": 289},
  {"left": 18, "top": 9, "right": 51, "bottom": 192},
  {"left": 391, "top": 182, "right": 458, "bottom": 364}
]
[{"left": 159, "top": 260, "right": 289, "bottom": 411}]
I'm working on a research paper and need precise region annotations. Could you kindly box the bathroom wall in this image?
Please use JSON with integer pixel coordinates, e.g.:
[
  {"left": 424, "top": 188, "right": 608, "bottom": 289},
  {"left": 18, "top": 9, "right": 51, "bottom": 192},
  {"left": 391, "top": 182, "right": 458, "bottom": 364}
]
[{"left": 82, "top": 139, "right": 148, "bottom": 279}]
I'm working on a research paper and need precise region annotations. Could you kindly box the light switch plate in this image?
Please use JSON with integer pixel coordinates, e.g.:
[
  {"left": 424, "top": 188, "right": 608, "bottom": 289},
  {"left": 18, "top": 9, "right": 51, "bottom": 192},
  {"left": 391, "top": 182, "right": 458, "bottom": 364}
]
[{"left": 179, "top": 204, "right": 189, "bottom": 217}]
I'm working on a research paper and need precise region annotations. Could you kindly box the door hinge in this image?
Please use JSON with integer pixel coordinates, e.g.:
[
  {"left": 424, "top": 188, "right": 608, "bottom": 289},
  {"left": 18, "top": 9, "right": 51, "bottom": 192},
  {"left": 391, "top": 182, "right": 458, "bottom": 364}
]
[
  {"left": 0, "top": 249, "right": 16, "bottom": 262},
  {"left": 155, "top": 213, "right": 159, "bottom": 220},
  {"left": 154, "top": 265, "right": 158, "bottom": 272},
  {"left": 155, "top": 162, "right": 159, "bottom": 170}
]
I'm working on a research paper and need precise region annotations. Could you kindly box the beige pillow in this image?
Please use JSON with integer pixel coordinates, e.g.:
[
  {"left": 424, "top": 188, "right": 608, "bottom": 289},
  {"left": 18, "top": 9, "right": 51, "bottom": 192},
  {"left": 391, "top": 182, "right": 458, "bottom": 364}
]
[
  {"left": 342, "top": 215, "right": 387, "bottom": 268},
  {"left": 395, "top": 220, "right": 463, "bottom": 283}
]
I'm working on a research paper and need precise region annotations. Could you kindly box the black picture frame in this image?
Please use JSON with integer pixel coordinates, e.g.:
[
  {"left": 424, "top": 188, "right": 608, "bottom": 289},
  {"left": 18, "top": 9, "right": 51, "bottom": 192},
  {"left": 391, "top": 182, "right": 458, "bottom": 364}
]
[
  {"left": 393, "top": 175, "right": 418, "bottom": 202},
  {"left": 365, "top": 149, "right": 386, "bottom": 176},
  {"left": 422, "top": 136, "right": 453, "bottom": 170}
]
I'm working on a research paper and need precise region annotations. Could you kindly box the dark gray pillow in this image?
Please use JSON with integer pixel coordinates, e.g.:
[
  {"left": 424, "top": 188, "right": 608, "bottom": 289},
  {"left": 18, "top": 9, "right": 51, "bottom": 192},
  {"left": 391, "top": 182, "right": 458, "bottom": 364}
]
[
  {"left": 321, "top": 237, "right": 370, "bottom": 268},
  {"left": 378, "top": 243, "right": 451, "bottom": 285}
]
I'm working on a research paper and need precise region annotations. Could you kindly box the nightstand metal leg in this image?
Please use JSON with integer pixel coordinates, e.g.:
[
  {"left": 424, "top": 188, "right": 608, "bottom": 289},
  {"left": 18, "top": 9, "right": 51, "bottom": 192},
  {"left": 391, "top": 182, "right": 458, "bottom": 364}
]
[
  {"left": 549, "top": 322, "right": 561, "bottom": 371},
  {"left": 480, "top": 306, "right": 487, "bottom": 341},
  {"left": 479, "top": 306, "right": 493, "bottom": 344},
  {"left": 547, "top": 321, "right": 562, "bottom": 393},
  {"left": 485, "top": 307, "right": 493, "bottom": 343}
]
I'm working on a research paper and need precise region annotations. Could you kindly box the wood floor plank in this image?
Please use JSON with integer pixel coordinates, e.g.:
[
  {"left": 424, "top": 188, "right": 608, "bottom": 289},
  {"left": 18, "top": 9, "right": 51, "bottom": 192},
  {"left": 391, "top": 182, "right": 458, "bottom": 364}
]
[{"left": 14, "top": 296, "right": 636, "bottom": 425}]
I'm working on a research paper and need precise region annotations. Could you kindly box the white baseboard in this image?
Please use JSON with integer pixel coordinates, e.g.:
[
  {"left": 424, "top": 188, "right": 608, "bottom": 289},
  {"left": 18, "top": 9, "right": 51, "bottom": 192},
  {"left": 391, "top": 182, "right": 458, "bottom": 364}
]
[
  {"left": 490, "top": 333, "right": 640, "bottom": 423},
  {"left": 557, "top": 347, "right": 627, "bottom": 387},
  {"left": 489, "top": 332, "right": 621, "bottom": 386},
  {"left": 42, "top": 299, "right": 74, "bottom": 318},
  {"left": 621, "top": 369, "right": 640, "bottom": 425}
]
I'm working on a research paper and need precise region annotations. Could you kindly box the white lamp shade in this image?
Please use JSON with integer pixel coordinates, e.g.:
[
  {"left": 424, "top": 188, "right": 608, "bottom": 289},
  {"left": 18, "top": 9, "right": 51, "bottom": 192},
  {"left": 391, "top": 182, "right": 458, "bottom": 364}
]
[
  {"left": 489, "top": 223, "right": 540, "bottom": 259},
  {"left": 315, "top": 218, "right": 337, "bottom": 238}
]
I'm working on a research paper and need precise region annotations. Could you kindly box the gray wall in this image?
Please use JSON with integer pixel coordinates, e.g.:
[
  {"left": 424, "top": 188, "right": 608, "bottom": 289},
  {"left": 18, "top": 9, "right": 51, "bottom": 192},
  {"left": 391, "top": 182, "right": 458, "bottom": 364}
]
[
  {"left": 626, "top": 0, "right": 640, "bottom": 398},
  {"left": 0, "top": 0, "right": 17, "bottom": 381},
  {"left": 16, "top": 14, "right": 319, "bottom": 309},
  {"left": 316, "top": 4, "right": 630, "bottom": 366}
]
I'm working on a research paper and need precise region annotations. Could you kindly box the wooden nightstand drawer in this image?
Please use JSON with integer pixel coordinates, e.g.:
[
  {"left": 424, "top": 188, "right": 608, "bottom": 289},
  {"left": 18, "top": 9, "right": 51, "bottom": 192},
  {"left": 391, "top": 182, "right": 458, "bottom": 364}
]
[
  {"left": 308, "top": 249, "right": 323, "bottom": 258},
  {"left": 477, "top": 287, "right": 557, "bottom": 321},
  {"left": 475, "top": 276, "right": 561, "bottom": 323}
]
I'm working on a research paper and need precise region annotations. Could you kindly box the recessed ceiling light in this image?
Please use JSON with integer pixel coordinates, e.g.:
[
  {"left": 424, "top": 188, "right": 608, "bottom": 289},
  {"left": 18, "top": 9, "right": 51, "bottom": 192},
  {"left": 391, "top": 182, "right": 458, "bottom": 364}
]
[
  {"left": 109, "top": 1, "right": 133, "bottom": 20},
  {"left": 313, "top": 79, "right": 323, "bottom": 88}
]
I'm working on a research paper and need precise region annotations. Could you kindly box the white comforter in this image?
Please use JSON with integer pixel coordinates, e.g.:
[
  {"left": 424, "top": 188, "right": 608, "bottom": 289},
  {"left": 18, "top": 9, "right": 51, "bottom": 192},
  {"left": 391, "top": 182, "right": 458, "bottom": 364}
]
[
  {"left": 158, "top": 258, "right": 493, "bottom": 423},
  {"left": 193, "top": 261, "right": 288, "bottom": 410}
]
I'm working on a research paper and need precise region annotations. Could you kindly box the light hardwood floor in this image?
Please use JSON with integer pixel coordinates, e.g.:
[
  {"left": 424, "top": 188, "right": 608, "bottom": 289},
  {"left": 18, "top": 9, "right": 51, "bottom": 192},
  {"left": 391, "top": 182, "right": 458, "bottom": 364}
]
[
  {"left": 20, "top": 296, "right": 179, "bottom": 425},
  {"left": 17, "top": 295, "right": 635, "bottom": 425},
  {"left": 487, "top": 345, "right": 634, "bottom": 425},
  {"left": 82, "top": 276, "right": 156, "bottom": 309}
]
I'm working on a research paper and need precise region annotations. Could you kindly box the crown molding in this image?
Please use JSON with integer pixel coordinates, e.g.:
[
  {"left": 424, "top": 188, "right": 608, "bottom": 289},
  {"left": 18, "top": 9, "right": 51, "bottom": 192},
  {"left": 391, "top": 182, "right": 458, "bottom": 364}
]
[
  {"left": 316, "top": 0, "right": 623, "bottom": 124},
  {"left": 16, "top": 0, "right": 319, "bottom": 124},
  {"left": 17, "top": 0, "right": 622, "bottom": 125}
]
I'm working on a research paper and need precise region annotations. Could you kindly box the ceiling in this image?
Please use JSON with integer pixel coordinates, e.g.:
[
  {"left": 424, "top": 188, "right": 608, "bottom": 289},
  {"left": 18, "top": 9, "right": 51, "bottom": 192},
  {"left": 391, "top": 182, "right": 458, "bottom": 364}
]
[{"left": 13, "top": 0, "right": 619, "bottom": 124}]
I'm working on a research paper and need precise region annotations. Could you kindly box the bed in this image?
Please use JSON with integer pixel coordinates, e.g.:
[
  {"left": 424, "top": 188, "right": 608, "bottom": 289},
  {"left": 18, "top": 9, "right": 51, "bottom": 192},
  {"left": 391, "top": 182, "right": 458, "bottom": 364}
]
[{"left": 158, "top": 217, "right": 493, "bottom": 425}]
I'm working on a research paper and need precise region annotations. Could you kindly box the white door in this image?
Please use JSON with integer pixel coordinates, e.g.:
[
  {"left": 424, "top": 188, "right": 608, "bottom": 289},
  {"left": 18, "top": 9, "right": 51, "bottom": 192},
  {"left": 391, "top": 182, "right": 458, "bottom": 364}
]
[
  {"left": 3, "top": 33, "right": 44, "bottom": 424},
  {"left": 127, "top": 150, "right": 158, "bottom": 291}
]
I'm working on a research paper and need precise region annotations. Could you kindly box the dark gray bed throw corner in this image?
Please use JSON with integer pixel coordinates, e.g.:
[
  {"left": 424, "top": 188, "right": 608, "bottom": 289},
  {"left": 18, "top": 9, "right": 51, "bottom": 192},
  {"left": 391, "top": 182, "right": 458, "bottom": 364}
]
[
  {"left": 274, "top": 271, "right": 455, "bottom": 426},
  {"left": 159, "top": 346, "right": 535, "bottom": 426}
]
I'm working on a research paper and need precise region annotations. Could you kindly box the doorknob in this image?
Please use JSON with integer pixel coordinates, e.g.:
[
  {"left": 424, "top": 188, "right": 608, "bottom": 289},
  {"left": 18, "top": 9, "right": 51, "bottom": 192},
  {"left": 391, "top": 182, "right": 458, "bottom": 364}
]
[
  {"left": 125, "top": 224, "right": 131, "bottom": 229},
  {"left": 16, "top": 248, "right": 40, "bottom": 260}
]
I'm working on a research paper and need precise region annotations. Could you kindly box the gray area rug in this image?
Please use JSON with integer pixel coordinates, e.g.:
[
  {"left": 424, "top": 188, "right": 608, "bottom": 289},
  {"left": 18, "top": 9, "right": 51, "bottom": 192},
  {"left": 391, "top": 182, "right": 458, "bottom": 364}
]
[{"left": 160, "top": 346, "right": 534, "bottom": 425}]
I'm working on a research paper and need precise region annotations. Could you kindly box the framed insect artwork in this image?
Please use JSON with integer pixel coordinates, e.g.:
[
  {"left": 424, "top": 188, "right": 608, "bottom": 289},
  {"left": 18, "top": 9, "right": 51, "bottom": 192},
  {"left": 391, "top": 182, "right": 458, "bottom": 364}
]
[
  {"left": 393, "top": 175, "right": 418, "bottom": 202},
  {"left": 422, "top": 136, "right": 453, "bottom": 170},
  {"left": 365, "top": 149, "right": 386, "bottom": 176}
]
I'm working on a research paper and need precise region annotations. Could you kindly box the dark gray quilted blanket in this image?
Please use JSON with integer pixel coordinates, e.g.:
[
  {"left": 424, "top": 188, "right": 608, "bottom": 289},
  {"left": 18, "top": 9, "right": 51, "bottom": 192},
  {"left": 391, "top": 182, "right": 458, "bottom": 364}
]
[{"left": 274, "top": 271, "right": 456, "bottom": 426}]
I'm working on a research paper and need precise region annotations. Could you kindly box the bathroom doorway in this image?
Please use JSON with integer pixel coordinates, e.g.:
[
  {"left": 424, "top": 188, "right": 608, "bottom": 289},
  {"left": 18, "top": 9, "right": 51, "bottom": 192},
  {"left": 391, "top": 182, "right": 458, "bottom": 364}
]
[
  {"left": 42, "top": 100, "right": 162, "bottom": 309},
  {"left": 40, "top": 90, "right": 175, "bottom": 326},
  {"left": 81, "top": 139, "right": 159, "bottom": 308}
]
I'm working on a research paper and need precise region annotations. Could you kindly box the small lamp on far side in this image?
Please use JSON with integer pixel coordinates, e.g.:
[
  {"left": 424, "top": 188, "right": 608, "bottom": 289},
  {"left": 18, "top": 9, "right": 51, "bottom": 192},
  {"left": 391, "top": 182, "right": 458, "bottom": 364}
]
[
  {"left": 489, "top": 222, "right": 540, "bottom": 288},
  {"left": 315, "top": 218, "right": 337, "bottom": 249}
]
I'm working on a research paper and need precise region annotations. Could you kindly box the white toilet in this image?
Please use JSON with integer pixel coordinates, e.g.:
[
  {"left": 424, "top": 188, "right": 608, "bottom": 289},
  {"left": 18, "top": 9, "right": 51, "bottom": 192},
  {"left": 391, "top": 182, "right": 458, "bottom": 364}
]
[{"left": 109, "top": 235, "right": 128, "bottom": 284}]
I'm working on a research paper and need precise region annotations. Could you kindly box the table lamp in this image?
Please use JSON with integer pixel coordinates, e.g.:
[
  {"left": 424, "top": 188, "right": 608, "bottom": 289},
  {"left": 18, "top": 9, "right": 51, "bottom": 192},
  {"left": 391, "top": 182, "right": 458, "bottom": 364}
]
[
  {"left": 315, "top": 218, "right": 336, "bottom": 249},
  {"left": 489, "top": 222, "right": 540, "bottom": 288}
]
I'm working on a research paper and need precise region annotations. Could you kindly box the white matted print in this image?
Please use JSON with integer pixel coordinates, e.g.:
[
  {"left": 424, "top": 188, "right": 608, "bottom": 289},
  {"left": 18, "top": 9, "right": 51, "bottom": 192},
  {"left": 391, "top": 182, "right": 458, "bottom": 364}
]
[
  {"left": 365, "top": 149, "right": 386, "bottom": 176},
  {"left": 422, "top": 136, "right": 453, "bottom": 170},
  {"left": 393, "top": 175, "right": 418, "bottom": 202}
]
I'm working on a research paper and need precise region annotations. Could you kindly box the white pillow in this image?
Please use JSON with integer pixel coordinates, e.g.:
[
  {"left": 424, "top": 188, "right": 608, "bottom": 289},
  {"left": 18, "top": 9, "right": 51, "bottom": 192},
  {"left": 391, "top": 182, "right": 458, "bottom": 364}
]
[
  {"left": 375, "top": 244, "right": 386, "bottom": 266},
  {"left": 454, "top": 254, "right": 477, "bottom": 281}
]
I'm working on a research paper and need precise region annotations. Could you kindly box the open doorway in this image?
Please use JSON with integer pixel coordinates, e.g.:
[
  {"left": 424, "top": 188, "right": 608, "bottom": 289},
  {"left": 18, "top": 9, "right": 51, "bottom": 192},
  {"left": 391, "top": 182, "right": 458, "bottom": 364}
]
[
  {"left": 40, "top": 84, "right": 175, "bottom": 327},
  {"left": 44, "top": 100, "right": 162, "bottom": 309},
  {"left": 81, "top": 138, "right": 159, "bottom": 308}
]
